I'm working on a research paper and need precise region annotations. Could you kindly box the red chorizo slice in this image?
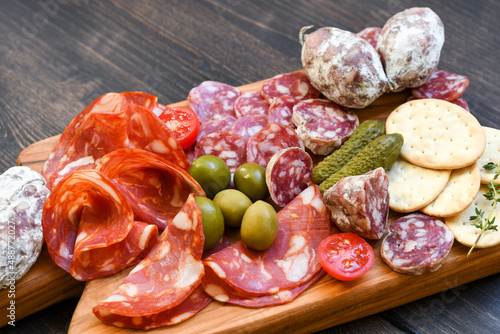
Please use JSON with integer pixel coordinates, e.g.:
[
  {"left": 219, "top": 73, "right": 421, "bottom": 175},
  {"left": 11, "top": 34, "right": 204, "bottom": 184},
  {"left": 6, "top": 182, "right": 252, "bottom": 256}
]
[
  {"left": 203, "top": 185, "right": 330, "bottom": 296},
  {"left": 231, "top": 115, "right": 269, "bottom": 140},
  {"left": 96, "top": 148, "right": 205, "bottom": 229},
  {"left": 234, "top": 91, "right": 270, "bottom": 118},
  {"left": 260, "top": 72, "right": 320, "bottom": 104},
  {"left": 356, "top": 27, "right": 381, "bottom": 49},
  {"left": 195, "top": 131, "right": 247, "bottom": 173},
  {"left": 411, "top": 70, "right": 469, "bottom": 101},
  {"left": 188, "top": 81, "right": 241, "bottom": 122},
  {"left": 93, "top": 194, "right": 205, "bottom": 328},
  {"left": 42, "top": 170, "right": 158, "bottom": 280},
  {"left": 267, "top": 95, "right": 299, "bottom": 128}
]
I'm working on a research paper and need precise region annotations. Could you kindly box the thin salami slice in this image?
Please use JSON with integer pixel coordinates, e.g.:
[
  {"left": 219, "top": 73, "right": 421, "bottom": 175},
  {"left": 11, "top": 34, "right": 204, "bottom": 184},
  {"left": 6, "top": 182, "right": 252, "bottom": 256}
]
[
  {"left": 93, "top": 194, "right": 205, "bottom": 328},
  {"left": 323, "top": 167, "right": 389, "bottom": 239},
  {"left": 197, "top": 116, "right": 236, "bottom": 142},
  {"left": 96, "top": 148, "right": 205, "bottom": 229},
  {"left": 194, "top": 131, "right": 247, "bottom": 173},
  {"left": 231, "top": 115, "right": 269, "bottom": 140},
  {"left": 450, "top": 97, "right": 469, "bottom": 111},
  {"left": 356, "top": 27, "right": 382, "bottom": 49},
  {"left": 188, "top": 81, "right": 241, "bottom": 122},
  {"left": 246, "top": 123, "right": 304, "bottom": 168},
  {"left": 234, "top": 91, "right": 270, "bottom": 118},
  {"left": 42, "top": 170, "right": 158, "bottom": 280},
  {"left": 42, "top": 92, "right": 188, "bottom": 190},
  {"left": 267, "top": 95, "right": 299, "bottom": 128},
  {"left": 260, "top": 72, "right": 320, "bottom": 104},
  {"left": 265, "top": 147, "right": 312, "bottom": 207},
  {"left": 292, "top": 99, "right": 359, "bottom": 155},
  {"left": 411, "top": 70, "right": 469, "bottom": 101},
  {"left": 380, "top": 213, "right": 454, "bottom": 275},
  {"left": 203, "top": 185, "right": 329, "bottom": 296}
]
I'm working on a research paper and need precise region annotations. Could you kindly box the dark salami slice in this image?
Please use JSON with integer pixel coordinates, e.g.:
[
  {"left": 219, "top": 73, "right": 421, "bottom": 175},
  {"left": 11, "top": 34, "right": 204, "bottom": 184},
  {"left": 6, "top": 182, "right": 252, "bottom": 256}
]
[
  {"left": 265, "top": 147, "right": 312, "bottom": 207},
  {"left": 96, "top": 148, "right": 205, "bottom": 229},
  {"left": 292, "top": 99, "right": 359, "bottom": 155},
  {"left": 188, "top": 81, "right": 241, "bottom": 122},
  {"left": 93, "top": 194, "right": 205, "bottom": 328},
  {"left": 197, "top": 116, "right": 236, "bottom": 142},
  {"left": 42, "top": 170, "right": 158, "bottom": 280},
  {"left": 234, "top": 91, "right": 270, "bottom": 118},
  {"left": 267, "top": 95, "right": 299, "bottom": 128},
  {"left": 356, "top": 27, "right": 382, "bottom": 49},
  {"left": 450, "top": 97, "right": 469, "bottom": 111},
  {"left": 380, "top": 213, "right": 454, "bottom": 275},
  {"left": 260, "top": 72, "right": 320, "bottom": 104},
  {"left": 411, "top": 70, "right": 469, "bottom": 101},
  {"left": 246, "top": 123, "right": 304, "bottom": 168},
  {"left": 322, "top": 167, "right": 389, "bottom": 239},
  {"left": 203, "top": 185, "right": 329, "bottom": 296},
  {"left": 231, "top": 115, "right": 269, "bottom": 140},
  {"left": 194, "top": 131, "right": 247, "bottom": 173}
]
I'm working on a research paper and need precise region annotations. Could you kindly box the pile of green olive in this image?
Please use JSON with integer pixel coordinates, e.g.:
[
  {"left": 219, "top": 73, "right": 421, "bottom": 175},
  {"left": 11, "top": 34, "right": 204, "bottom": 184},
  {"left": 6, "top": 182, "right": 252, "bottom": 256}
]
[{"left": 189, "top": 155, "right": 278, "bottom": 251}]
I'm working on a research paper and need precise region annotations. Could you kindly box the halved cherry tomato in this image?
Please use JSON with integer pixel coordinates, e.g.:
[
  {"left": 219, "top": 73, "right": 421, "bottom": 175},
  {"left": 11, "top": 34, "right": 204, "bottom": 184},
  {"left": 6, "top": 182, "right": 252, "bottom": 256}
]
[
  {"left": 318, "top": 233, "right": 374, "bottom": 281},
  {"left": 157, "top": 105, "right": 199, "bottom": 149}
]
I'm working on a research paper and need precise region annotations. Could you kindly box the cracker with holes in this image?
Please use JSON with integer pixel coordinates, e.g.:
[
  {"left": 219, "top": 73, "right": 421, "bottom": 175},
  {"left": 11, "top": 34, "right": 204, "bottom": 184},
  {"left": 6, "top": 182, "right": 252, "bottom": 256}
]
[
  {"left": 387, "top": 157, "right": 451, "bottom": 213},
  {"left": 386, "top": 99, "right": 486, "bottom": 169},
  {"left": 421, "top": 162, "right": 480, "bottom": 217},
  {"left": 476, "top": 126, "right": 500, "bottom": 185},
  {"left": 445, "top": 185, "right": 500, "bottom": 248}
]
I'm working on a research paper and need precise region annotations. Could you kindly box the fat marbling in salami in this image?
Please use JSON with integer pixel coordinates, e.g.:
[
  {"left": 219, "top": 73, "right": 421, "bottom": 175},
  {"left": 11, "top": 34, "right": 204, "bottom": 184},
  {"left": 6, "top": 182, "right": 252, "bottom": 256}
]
[
  {"left": 260, "top": 72, "right": 320, "bottom": 104},
  {"left": 267, "top": 95, "right": 299, "bottom": 128},
  {"left": 234, "top": 91, "right": 270, "bottom": 118},
  {"left": 194, "top": 131, "right": 247, "bottom": 173},
  {"left": 188, "top": 81, "right": 241, "bottom": 122},
  {"left": 411, "top": 70, "right": 469, "bottom": 101},
  {"left": 231, "top": 115, "right": 269, "bottom": 140}
]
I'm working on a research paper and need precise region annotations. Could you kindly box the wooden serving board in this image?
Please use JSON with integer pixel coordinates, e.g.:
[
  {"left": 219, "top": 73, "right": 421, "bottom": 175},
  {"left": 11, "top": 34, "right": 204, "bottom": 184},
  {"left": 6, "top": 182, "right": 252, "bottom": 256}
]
[{"left": 13, "top": 76, "right": 500, "bottom": 333}]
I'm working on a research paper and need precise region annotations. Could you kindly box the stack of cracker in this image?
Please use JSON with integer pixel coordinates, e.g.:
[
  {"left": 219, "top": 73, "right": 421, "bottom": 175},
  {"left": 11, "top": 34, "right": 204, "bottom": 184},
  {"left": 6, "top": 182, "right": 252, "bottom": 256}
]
[{"left": 385, "top": 99, "right": 500, "bottom": 249}]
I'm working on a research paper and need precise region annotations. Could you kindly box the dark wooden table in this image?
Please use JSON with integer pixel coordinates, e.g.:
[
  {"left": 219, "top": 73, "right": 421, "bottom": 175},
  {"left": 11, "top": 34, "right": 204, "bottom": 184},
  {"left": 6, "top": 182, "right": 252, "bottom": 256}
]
[{"left": 1, "top": 0, "right": 499, "bottom": 333}]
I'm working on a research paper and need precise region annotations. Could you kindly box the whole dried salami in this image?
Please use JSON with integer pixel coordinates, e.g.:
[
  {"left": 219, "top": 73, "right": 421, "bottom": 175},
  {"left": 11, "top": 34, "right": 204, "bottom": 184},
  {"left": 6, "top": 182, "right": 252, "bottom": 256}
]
[
  {"left": 260, "top": 72, "right": 320, "bottom": 104},
  {"left": 267, "top": 95, "right": 299, "bottom": 128},
  {"left": 411, "top": 70, "right": 469, "bottom": 101},
  {"left": 356, "top": 27, "right": 381, "bottom": 49},
  {"left": 195, "top": 131, "right": 247, "bottom": 173},
  {"left": 233, "top": 91, "right": 270, "bottom": 118},
  {"left": 231, "top": 115, "right": 269, "bottom": 140},
  {"left": 188, "top": 81, "right": 241, "bottom": 122}
]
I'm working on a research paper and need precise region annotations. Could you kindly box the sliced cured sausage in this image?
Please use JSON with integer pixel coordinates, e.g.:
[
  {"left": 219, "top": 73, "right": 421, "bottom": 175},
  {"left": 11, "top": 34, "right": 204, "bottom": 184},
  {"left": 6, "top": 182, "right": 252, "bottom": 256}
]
[
  {"left": 356, "top": 27, "right": 381, "bottom": 49},
  {"left": 380, "top": 213, "right": 454, "bottom": 275},
  {"left": 0, "top": 167, "right": 50, "bottom": 289},
  {"left": 230, "top": 115, "right": 269, "bottom": 140},
  {"left": 267, "top": 95, "right": 299, "bottom": 128},
  {"left": 450, "top": 97, "right": 469, "bottom": 111},
  {"left": 42, "top": 92, "right": 189, "bottom": 190},
  {"left": 266, "top": 147, "right": 312, "bottom": 207},
  {"left": 203, "top": 185, "right": 329, "bottom": 296},
  {"left": 42, "top": 170, "right": 158, "bottom": 280},
  {"left": 96, "top": 148, "right": 205, "bottom": 229},
  {"left": 246, "top": 123, "right": 304, "bottom": 168},
  {"left": 188, "top": 81, "right": 241, "bottom": 122},
  {"left": 93, "top": 194, "right": 206, "bottom": 329},
  {"left": 260, "top": 72, "right": 320, "bottom": 104},
  {"left": 195, "top": 131, "right": 247, "bottom": 173},
  {"left": 411, "top": 70, "right": 469, "bottom": 101},
  {"left": 234, "top": 91, "right": 270, "bottom": 118},
  {"left": 292, "top": 99, "right": 359, "bottom": 155},
  {"left": 322, "top": 167, "right": 389, "bottom": 239},
  {"left": 197, "top": 116, "right": 236, "bottom": 142}
]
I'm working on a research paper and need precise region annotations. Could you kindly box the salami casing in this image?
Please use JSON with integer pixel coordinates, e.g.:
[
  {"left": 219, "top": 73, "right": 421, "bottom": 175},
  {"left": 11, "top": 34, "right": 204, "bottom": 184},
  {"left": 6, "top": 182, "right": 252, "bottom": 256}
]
[
  {"left": 356, "top": 27, "right": 381, "bottom": 49},
  {"left": 188, "top": 81, "right": 241, "bottom": 122},
  {"left": 194, "top": 131, "right": 247, "bottom": 173},
  {"left": 260, "top": 72, "right": 320, "bottom": 104}
]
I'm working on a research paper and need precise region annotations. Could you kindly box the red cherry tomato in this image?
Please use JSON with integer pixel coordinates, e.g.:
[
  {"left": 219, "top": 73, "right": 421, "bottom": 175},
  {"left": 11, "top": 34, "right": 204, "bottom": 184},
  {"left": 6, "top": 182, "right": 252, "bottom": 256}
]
[
  {"left": 157, "top": 105, "right": 199, "bottom": 149},
  {"left": 318, "top": 233, "right": 374, "bottom": 281}
]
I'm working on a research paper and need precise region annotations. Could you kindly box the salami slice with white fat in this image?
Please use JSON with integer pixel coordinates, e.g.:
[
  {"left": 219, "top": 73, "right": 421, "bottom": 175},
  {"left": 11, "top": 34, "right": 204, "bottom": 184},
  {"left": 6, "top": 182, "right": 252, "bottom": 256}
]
[
  {"left": 42, "top": 170, "right": 158, "bottom": 281},
  {"left": 292, "top": 99, "right": 359, "bottom": 155},
  {"left": 268, "top": 95, "right": 299, "bottom": 128},
  {"left": 246, "top": 123, "right": 304, "bottom": 168},
  {"left": 96, "top": 148, "right": 205, "bottom": 229},
  {"left": 411, "top": 70, "right": 469, "bottom": 101},
  {"left": 260, "top": 72, "right": 320, "bottom": 104},
  {"left": 450, "top": 97, "right": 469, "bottom": 111},
  {"left": 234, "top": 91, "right": 270, "bottom": 118},
  {"left": 266, "top": 147, "right": 312, "bottom": 207},
  {"left": 188, "top": 81, "right": 241, "bottom": 122},
  {"left": 322, "top": 167, "right": 389, "bottom": 239},
  {"left": 194, "top": 131, "right": 247, "bottom": 173},
  {"left": 93, "top": 194, "right": 205, "bottom": 329},
  {"left": 203, "top": 185, "right": 329, "bottom": 296},
  {"left": 380, "top": 213, "right": 454, "bottom": 275},
  {"left": 197, "top": 116, "right": 236, "bottom": 142},
  {"left": 356, "top": 27, "right": 381, "bottom": 49},
  {"left": 231, "top": 115, "right": 269, "bottom": 140}
]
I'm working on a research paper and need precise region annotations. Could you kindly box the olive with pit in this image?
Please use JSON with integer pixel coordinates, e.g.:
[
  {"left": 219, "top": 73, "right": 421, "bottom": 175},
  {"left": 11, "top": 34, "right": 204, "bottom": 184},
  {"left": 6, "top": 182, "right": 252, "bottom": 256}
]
[
  {"left": 188, "top": 155, "right": 231, "bottom": 198},
  {"left": 240, "top": 200, "right": 278, "bottom": 251},
  {"left": 234, "top": 163, "right": 269, "bottom": 202},
  {"left": 194, "top": 196, "right": 224, "bottom": 250},
  {"left": 213, "top": 189, "right": 252, "bottom": 227}
]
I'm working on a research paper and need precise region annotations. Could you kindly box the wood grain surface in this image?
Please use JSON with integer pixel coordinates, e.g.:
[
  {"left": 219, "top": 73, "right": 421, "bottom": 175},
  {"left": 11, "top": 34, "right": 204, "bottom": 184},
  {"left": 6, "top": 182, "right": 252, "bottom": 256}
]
[{"left": 1, "top": 0, "right": 499, "bottom": 333}]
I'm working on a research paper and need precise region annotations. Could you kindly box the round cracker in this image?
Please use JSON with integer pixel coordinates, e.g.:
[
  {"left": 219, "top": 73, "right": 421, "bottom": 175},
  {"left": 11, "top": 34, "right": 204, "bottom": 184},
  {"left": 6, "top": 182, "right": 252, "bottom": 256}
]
[
  {"left": 386, "top": 99, "right": 486, "bottom": 169},
  {"left": 421, "top": 162, "right": 480, "bottom": 217},
  {"left": 387, "top": 157, "right": 451, "bottom": 213},
  {"left": 445, "top": 185, "right": 500, "bottom": 248},
  {"left": 476, "top": 126, "right": 500, "bottom": 185}
]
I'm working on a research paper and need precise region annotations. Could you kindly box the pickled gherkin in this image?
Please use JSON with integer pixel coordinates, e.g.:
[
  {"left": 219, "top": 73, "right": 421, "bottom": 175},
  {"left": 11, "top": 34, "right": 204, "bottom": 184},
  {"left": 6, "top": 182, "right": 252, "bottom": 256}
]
[
  {"left": 312, "top": 119, "right": 385, "bottom": 184},
  {"left": 319, "top": 133, "right": 403, "bottom": 194}
]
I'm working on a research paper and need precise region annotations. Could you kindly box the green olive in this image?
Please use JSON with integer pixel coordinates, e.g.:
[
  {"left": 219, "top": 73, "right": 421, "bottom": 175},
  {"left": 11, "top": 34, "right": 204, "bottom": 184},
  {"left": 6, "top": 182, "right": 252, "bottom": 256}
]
[
  {"left": 240, "top": 200, "right": 278, "bottom": 251},
  {"left": 234, "top": 163, "right": 269, "bottom": 202},
  {"left": 194, "top": 196, "right": 224, "bottom": 250},
  {"left": 213, "top": 189, "right": 252, "bottom": 227},
  {"left": 188, "top": 155, "right": 231, "bottom": 198}
]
